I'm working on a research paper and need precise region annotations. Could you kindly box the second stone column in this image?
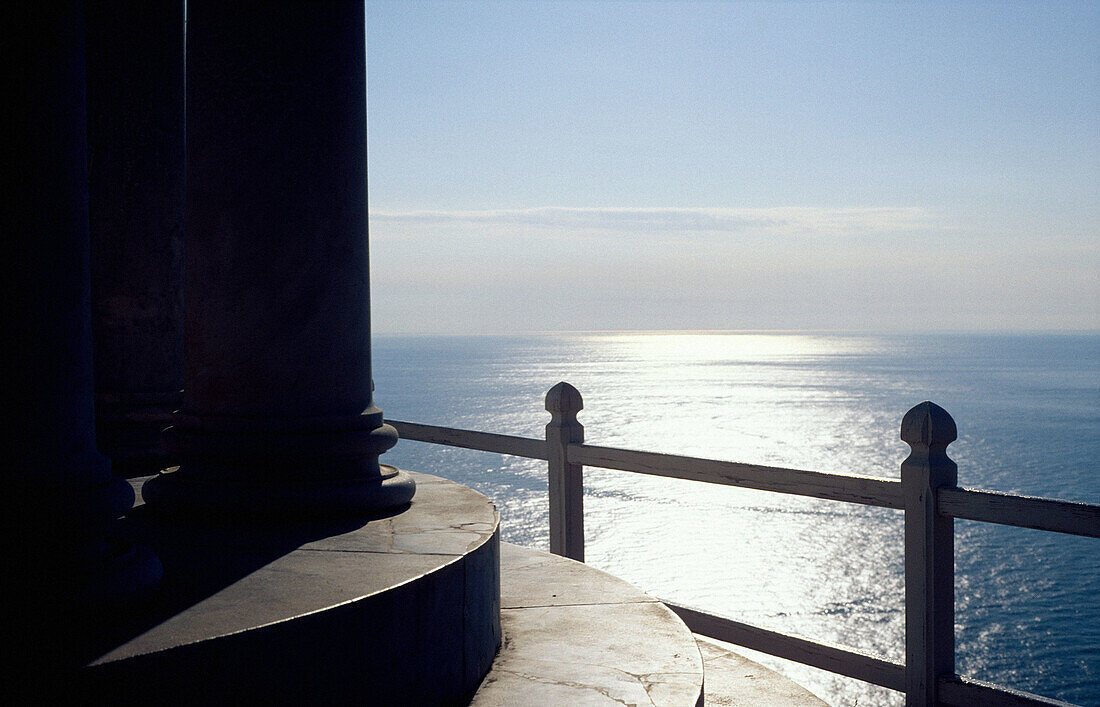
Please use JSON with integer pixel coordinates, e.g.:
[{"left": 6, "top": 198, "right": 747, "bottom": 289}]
[{"left": 143, "top": 0, "right": 413, "bottom": 516}]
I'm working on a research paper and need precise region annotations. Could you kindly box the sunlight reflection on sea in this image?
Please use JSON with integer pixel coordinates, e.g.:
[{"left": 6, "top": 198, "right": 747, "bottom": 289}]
[{"left": 375, "top": 331, "right": 1099, "bottom": 706}]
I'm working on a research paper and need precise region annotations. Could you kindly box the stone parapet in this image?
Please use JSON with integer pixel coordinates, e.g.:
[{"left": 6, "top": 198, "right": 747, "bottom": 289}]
[{"left": 80, "top": 472, "right": 500, "bottom": 704}]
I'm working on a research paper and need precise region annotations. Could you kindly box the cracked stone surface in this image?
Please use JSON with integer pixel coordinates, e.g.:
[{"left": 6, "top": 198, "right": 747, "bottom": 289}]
[{"left": 472, "top": 543, "right": 704, "bottom": 706}]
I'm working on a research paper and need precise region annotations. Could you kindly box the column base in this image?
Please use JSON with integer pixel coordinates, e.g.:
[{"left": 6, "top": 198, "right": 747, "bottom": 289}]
[
  {"left": 143, "top": 411, "right": 414, "bottom": 517},
  {"left": 70, "top": 536, "right": 164, "bottom": 606},
  {"left": 17, "top": 537, "right": 163, "bottom": 613},
  {"left": 95, "top": 399, "right": 177, "bottom": 478},
  {"left": 142, "top": 464, "right": 416, "bottom": 518},
  {"left": 10, "top": 472, "right": 163, "bottom": 608}
]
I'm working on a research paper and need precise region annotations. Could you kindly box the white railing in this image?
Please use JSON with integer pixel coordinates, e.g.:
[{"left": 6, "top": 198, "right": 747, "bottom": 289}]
[{"left": 388, "top": 382, "right": 1099, "bottom": 706}]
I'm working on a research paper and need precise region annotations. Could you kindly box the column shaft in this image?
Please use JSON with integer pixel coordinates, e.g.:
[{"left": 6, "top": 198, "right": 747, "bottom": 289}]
[
  {"left": 87, "top": 0, "right": 186, "bottom": 477},
  {"left": 143, "top": 0, "right": 412, "bottom": 516},
  {"left": 3, "top": 0, "right": 161, "bottom": 607}
]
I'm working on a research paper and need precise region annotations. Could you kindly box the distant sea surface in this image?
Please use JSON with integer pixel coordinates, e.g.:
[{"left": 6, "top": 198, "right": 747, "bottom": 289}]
[{"left": 373, "top": 331, "right": 1099, "bottom": 706}]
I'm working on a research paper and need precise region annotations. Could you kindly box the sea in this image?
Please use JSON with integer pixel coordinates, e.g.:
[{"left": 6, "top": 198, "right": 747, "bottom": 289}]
[{"left": 373, "top": 331, "right": 1099, "bottom": 706}]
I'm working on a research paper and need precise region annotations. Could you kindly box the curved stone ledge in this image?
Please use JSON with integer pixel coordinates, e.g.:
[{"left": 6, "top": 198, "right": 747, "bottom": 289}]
[
  {"left": 78, "top": 471, "right": 500, "bottom": 705},
  {"left": 472, "top": 543, "right": 705, "bottom": 707},
  {"left": 695, "top": 636, "right": 827, "bottom": 706}
]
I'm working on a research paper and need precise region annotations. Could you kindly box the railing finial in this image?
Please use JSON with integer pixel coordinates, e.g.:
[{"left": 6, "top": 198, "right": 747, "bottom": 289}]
[
  {"left": 546, "top": 381, "right": 583, "bottom": 423},
  {"left": 901, "top": 401, "right": 957, "bottom": 452}
]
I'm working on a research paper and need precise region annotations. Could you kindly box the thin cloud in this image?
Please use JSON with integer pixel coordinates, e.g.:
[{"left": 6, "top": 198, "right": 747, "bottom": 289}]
[{"left": 368, "top": 206, "right": 933, "bottom": 239}]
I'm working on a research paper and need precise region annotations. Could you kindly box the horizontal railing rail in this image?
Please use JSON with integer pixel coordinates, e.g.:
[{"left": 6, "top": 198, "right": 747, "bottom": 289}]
[
  {"left": 666, "top": 601, "right": 906, "bottom": 692},
  {"left": 385, "top": 381, "right": 1098, "bottom": 706},
  {"left": 388, "top": 420, "right": 548, "bottom": 460},
  {"left": 937, "top": 487, "right": 1100, "bottom": 538},
  {"left": 937, "top": 675, "right": 1076, "bottom": 707},
  {"left": 568, "top": 442, "right": 905, "bottom": 508}
]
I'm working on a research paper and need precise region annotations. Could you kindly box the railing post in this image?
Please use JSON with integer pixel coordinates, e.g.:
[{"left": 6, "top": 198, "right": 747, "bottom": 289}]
[
  {"left": 546, "top": 382, "right": 585, "bottom": 561},
  {"left": 901, "top": 401, "right": 958, "bottom": 706}
]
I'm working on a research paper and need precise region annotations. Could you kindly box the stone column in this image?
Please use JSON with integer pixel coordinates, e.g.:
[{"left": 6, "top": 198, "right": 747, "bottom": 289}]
[
  {"left": 86, "top": 0, "right": 185, "bottom": 478},
  {"left": 143, "top": 0, "right": 414, "bottom": 516},
  {"left": 4, "top": 1, "right": 161, "bottom": 606}
]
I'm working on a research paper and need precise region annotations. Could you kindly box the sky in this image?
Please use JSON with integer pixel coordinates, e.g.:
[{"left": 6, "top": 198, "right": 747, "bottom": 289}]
[{"left": 364, "top": 1, "right": 1099, "bottom": 334}]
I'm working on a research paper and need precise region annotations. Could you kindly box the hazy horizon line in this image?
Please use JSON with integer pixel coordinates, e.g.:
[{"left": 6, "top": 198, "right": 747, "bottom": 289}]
[{"left": 373, "top": 327, "right": 1100, "bottom": 337}]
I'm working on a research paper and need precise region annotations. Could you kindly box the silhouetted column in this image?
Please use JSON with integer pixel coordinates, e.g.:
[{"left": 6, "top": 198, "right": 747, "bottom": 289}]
[
  {"left": 86, "top": 1, "right": 185, "bottom": 477},
  {"left": 143, "top": 0, "right": 414, "bottom": 516},
  {"left": 5, "top": 1, "right": 161, "bottom": 606}
]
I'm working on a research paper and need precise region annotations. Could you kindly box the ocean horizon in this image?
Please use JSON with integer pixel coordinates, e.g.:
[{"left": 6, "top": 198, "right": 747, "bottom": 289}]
[{"left": 374, "top": 330, "right": 1099, "bottom": 706}]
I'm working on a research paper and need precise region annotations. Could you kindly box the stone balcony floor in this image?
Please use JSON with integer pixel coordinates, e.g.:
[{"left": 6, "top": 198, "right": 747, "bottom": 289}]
[
  {"left": 74, "top": 474, "right": 824, "bottom": 705},
  {"left": 476, "top": 542, "right": 825, "bottom": 706}
]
